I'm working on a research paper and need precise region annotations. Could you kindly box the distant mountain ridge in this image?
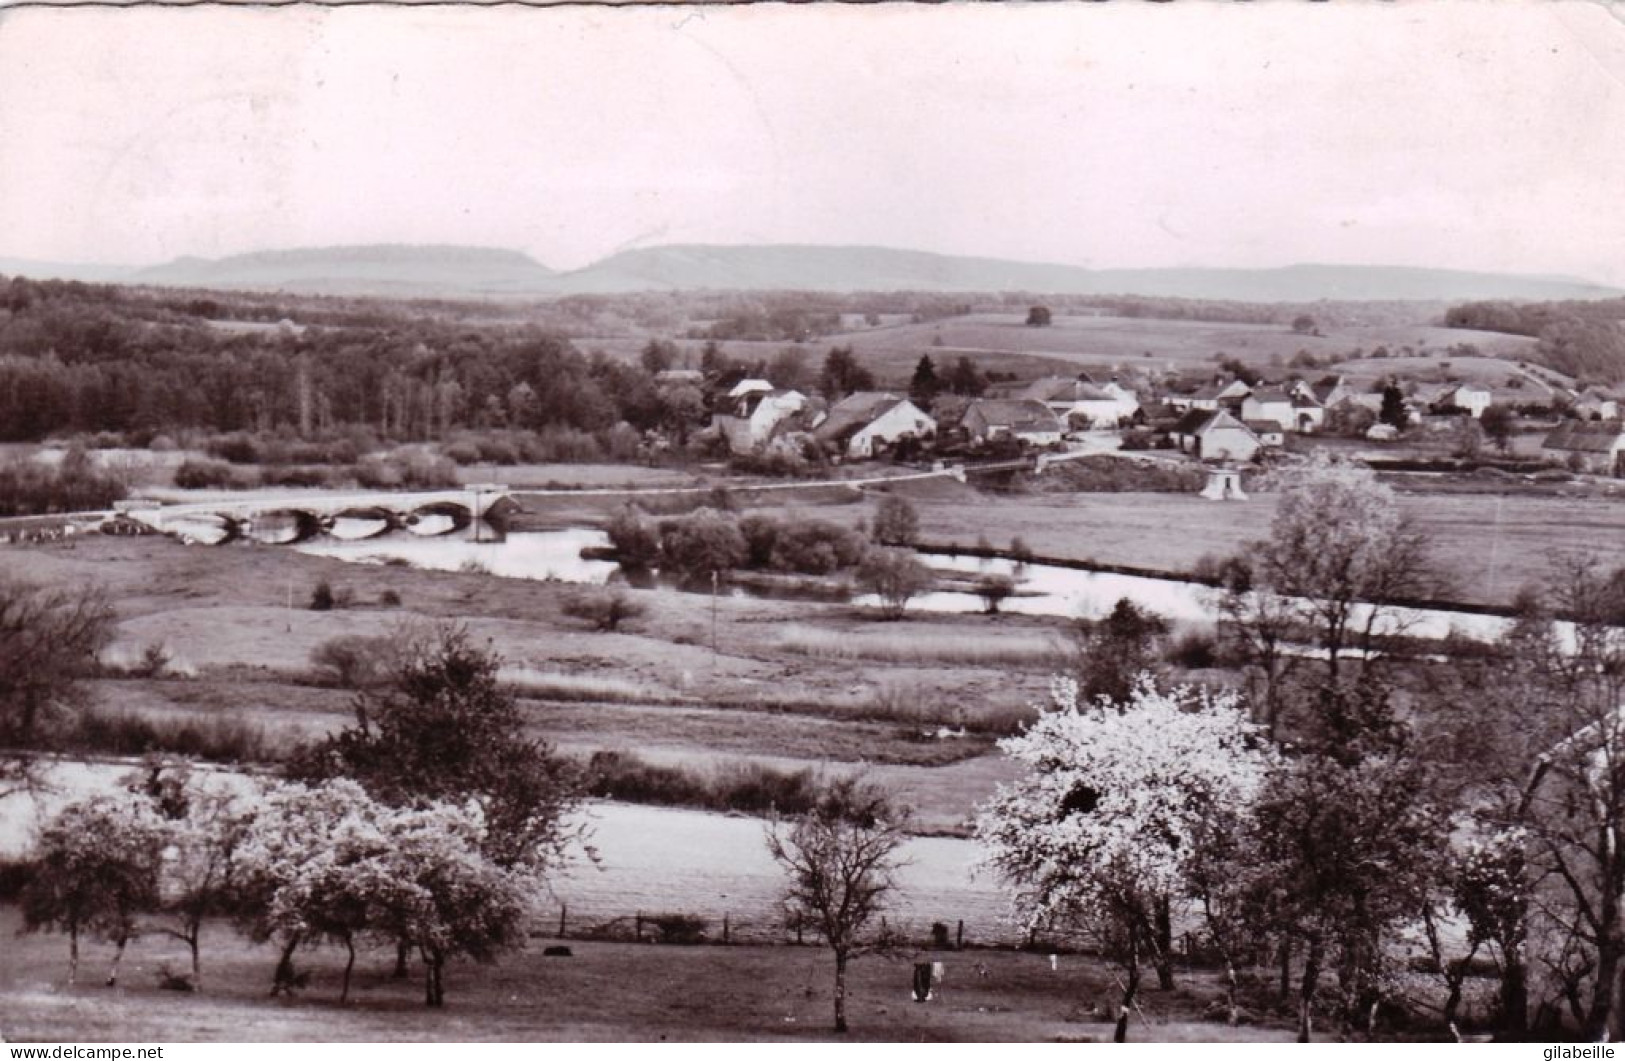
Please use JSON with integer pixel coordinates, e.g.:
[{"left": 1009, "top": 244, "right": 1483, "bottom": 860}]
[{"left": 2, "top": 242, "right": 1618, "bottom": 303}]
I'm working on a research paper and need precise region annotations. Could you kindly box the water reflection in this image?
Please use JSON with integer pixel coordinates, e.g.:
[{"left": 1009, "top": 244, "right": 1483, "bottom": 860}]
[{"left": 296, "top": 528, "right": 1526, "bottom": 644}]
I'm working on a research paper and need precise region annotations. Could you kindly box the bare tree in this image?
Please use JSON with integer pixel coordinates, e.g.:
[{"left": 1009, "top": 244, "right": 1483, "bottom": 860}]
[
  {"left": 765, "top": 777, "right": 910, "bottom": 1033},
  {"left": 0, "top": 577, "right": 115, "bottom": 799}
]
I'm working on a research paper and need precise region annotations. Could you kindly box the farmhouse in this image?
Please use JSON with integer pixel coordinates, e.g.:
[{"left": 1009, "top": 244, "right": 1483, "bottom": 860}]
[
  {"left": 961, "top": 399, "right": 1065, "bottom": 447},
  {"left": 1240, "top": 388, "right": 1295, "bottom": 431},
  {"left": 1574, "top": 388, "right": 1622, "bottom": 422},
  {"left": 712, "top": 384, "right": 808, "bottom": 454},
  {"left": 1432, "top": 382, "right": 1494, "bottom": 419},
  {"left": 813, "top": 392, "right": 935, "bottom": 459},
  {"left": 1172, "top": 408, "right": 1262, "bottom": 463},
  {"left": 1542, "top": 421, "right": 1625, "bottom": 476},
  {"left": 1016, "top": 377, "right": 1140, "bottom": 428}
]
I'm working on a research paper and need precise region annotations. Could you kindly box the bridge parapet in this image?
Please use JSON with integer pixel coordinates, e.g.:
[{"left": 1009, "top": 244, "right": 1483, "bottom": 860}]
[{"left": 116, "top": 486, "right": 513, "bottom": 542}]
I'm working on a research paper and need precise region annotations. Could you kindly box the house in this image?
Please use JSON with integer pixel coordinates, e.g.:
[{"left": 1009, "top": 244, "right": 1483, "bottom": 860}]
[
  {"left": 1301, "top": 374, "right": 1353, "bottom": 409},
  {"left": 1014, "top": 376, "right": 1141, "bottom": 429},
  {"left": 813, "top": 392, "right": 935, "bottom": 459},
  {"left": 1169, "top": 378, "right": 1251, "bottom": 413},
  {"left": 961, "top": 399, "right": 1066, "bottom": 447},
  {"left": 1240, "top": 387, "right": 1295, "bottom": 430},
  {"left": 1574, "top": 388, "right": 1622, "bottom": 422},
  {"left": 1432, "top": 382, "right": 1494, "bottom": 419},
  {"left": 1243, "top": 420, "right": 1286, "bottom": 448},
  {"left": 1172, "top": 409, "right": 1262, "bottom": 463},
  {"left": 1542, "top": 421, "right": 1625, "bottom": 476},
  {"left": 712, "top": 386, "right": 808, "bottom": 454}
]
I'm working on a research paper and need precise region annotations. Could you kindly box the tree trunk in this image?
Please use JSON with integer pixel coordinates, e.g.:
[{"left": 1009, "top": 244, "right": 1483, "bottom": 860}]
[
  {"left": 833, "top": 951, "right": 849, "bottom": 1034},
  {"left": 1585, "top": 930, "right": 1622, "bottom": 1041},
  {"left": 394, "top": 939, "right": 410, "bottom": 979},
  {"left": 1500, "top": 949, "right": 1529, "bottom": 1036},
  {"left": 1298, "top": 937, "right": 1323, "bottom": 1043},
  {"left": 425, "top": 952, "right": 445, "bottom": 1008},
  {"left": 68, "top": 921, "right": 79, "bottom": 986},
  {"left": 341, "top": 935, "right": 356, "bottom": 1004},
  {"left": 1278, "top": 938, "right": 1292, "bottom": 1003},
  {"left": 1223, "top": 956, "right": 1241, "bottom": 1026},
  {"left": 188, "top": 927, "right": 202, "bottom": 991},
  {"left": 1153, "top": 900, "right": 1175, "bottom": 991},
  {"left": 271, "top": 935, "right": 300, "bottom": 997},
  {"left": 1116, "top": 925, "right": 1141, "bottom": 1043},
  {"left": 105, "top": 933, "right": 127, "bottom": 987}
]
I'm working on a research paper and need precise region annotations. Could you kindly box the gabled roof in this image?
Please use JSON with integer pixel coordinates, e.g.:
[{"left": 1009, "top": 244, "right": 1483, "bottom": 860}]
[
  {"left": 813, "top": 391, "right": 908, "bottom": 442},
  {"left": 1246, "top": 387, "right": 1293, "bottom": 405},
  {"left": 1196, "top": 409, "right": 1257, "bottom": 438},
  {"left": 1544, "top": 420, "right": 1625, "bottom": 453},
  {"left": 1244, "top": 420, "right": 1285, "bottom": 435},
  {"left": 1174, "top": 408, "right": 1218, "bottom": 435},
  {"left": 1016, "top": 377, "right": 1120, "bottom": 404},
  {"left": 966, "top": 398, "right": 1064, "bottom": 433}
]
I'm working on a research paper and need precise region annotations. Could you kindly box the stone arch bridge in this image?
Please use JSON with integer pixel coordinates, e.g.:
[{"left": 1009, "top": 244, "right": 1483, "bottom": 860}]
[{"left": 107, "top": 485, "right": 516, "bottom": 545}]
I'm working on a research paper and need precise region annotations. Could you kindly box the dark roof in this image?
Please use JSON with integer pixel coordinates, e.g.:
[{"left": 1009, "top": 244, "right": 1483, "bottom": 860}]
[
  {"left": 1244, "top": 420, "right": 1285, "bottom": 434},
  {"left": 966, "top": 398, "right": 1064, "bottom": 433},
  {"left": 1544, "top": 420, "right": 1625, "bottom": 453},
  {"left": 813, "top": 392, "right": 907, "bottom": 443},
  {"left": 1174, "top": 408, "right": 1218, "bottom": 435},
  {"left": 1247, "top": 387, "right": 1292, "bottom": 404}
]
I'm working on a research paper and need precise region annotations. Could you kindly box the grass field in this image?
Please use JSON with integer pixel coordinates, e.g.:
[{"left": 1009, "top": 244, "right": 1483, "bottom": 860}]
[
  {"left": 573, "top": 312, "right": 1539, "bottom": 386},
  {"left": 0, "top": 906, "right": 1298, "bottom": 1042}
]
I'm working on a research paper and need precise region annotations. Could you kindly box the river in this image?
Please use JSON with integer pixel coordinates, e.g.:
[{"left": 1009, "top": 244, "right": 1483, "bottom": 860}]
[{"left": 297, "top": 527, "right": 1520, "bottom": 642}]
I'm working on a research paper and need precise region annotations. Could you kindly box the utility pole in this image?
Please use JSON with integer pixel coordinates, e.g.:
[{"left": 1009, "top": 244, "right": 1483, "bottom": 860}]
[{"left": 711, "top": 569, "right": 719, "bottom": 663}]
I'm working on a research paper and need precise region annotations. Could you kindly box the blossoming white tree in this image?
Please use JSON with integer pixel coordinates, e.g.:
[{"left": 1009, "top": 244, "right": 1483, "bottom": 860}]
[{"left": 977, "top": 677, "right": 1275, "bottom": 1040}]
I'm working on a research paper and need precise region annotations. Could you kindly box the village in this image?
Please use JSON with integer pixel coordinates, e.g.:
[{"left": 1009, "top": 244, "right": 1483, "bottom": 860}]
[{"left": 3, "top": 0, "right": 1625, "bottom": 1048}]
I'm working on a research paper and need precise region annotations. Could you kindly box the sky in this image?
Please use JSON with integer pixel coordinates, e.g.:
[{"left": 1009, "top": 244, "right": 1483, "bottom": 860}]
[{"left": 1, "top": 1, "right": 1623, "bottom": 284}]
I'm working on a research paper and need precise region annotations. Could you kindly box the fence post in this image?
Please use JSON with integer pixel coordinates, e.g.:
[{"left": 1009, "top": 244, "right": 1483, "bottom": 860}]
[
  {"left": 723, "top": 912, "right": 730, "bottom": 945},
  {"left": 557, "top": 903, "right": 567, "bottom": 940},
  {"left": 957, "top": 920, "right": 964, "bottom": 950},
  {"left": 796, "top": 913, "right": 804, "bottom": 945},
  {"left": 636, "top": 912, "right": 643, "bottom": 943}
]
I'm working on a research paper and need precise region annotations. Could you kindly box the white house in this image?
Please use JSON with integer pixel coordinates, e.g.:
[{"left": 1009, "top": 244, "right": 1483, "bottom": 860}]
[
  {"left": 962, "top": 399, "right": 1066, "bottom": 446},
  {"left": 1433, "top": 383, "right": 1494, "bottom": 419},
  {"left": 1240, "top": 387, "right": 1295, "bottom": 430},
  {"left": 813, "top": 392, "right": 935, "bottom": 459},
  {"left": 712, "top": 388, "right": 808, "bottom": 453}
]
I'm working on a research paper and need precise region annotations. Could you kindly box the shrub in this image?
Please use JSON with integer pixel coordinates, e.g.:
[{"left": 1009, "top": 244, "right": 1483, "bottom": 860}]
[
  {"left": 871, "top": 494, "right": 919, "bottom": 546},
  {"left": 770, "top": 519, "right": 868, "bottom": 575},
  {"left": 659, "top": 508, "right": 746, "bottom": 581},
  {"left": 561, "top": 587, "right": 647, "bottom": 633},
  {"left": 1165, "top": 627, "right": 1219, "bottom": 670},
  {"left": 68, "top": 706, "right": 273, "bottom": 762},
  {"left": 172, "top": 458, "right": 241, "bottom": 491},
  {"left": 310, "top": 634, "right": 397, "bottom": 688},
  {"left": 379, "top": 589, "right": 402, "bottom": 607},
  {"left": 205, "top": 433, "right": 263, "bottom": 464},
  {"left": 737, "top": 513, "right": 781, "bottom": 569},
  {"left": 976, "top": 574, "right": 1016, "bottom": 615},
  {"left": 309, "top": 580, "right": 336, "bottom": 612},
  {"left": 1009, "top": 536, "right": 1034, "bottom": 563},
  {"left": 856, "top": 547, "right": 936, "bottom": 619},
  {"left": 605, "top": 506, "right": 662, "bottom": 569},
  {"left": 442, "top": 440, "right": 483, "bottom": 466},
  {"left": 646, "top": 913, "right": 710, "bottom": 945}
]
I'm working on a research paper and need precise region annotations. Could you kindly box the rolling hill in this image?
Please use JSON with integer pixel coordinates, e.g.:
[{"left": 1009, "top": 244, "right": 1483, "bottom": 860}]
[
  {"left": 2, "top": 242, "right": 1617, "bottom": 302},
  {"left": 130, "top": 244, "right": 557, "bottom": 297}
]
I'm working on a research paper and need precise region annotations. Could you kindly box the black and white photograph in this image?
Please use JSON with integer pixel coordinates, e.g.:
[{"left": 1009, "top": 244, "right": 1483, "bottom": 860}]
[{"left": 0, "top": 0, "right": 1623, "bottom": 1045}]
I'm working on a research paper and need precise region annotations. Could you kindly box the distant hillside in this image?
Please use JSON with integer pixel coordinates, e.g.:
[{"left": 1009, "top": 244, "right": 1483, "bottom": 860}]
[
  {"left": 555, "top": 245, "right": 1621, "bottom": 302},
  {"left": 0, "top": 257, "right": 138, "bottom": 284},
  {"left": 130, "top": 244, "right": 556, "bottom": 297},
  {"left": 4, "top": 241, "right": 1618, "bottom": 302}
]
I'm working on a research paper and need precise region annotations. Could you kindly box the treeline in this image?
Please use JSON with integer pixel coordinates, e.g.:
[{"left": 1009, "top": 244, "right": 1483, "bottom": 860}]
[
  {"left": 1446, "top": 297, "right": 1625, "bottom": 383},
  {"left": 0, "top": 448, "right": 126, "bottom": 517}
]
